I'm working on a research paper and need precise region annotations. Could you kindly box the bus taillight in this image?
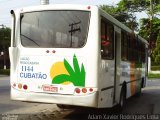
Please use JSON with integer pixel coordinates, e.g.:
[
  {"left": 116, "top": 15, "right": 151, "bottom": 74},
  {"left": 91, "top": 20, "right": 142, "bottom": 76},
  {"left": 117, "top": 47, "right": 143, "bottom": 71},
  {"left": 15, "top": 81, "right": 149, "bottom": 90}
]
[
  {"left": 75, "top": 87, "right": 95, "bottom": 95},
  {"left": 14, "top": 83, "right": 28, "bottom": 90},
  {"left": 82, "top": 88, "right": 87, "bottom": 93},
  {"left": 13, "top": 83, "right": 16, "bottom": 87},
  {"left": 75, "top": 88, "right": 81, "bottom": 94},
  {"left": 23, "top": 85, "right": 28, "bottom": 90},
  {"left": 89, "top": 88, "right": 93, "bottom": 92},
  {"left": 87, "top": 6, "right": 91, "bottom": 10},
  {"left": 18, "top": 83, "right": 22, "bottom": 89}
]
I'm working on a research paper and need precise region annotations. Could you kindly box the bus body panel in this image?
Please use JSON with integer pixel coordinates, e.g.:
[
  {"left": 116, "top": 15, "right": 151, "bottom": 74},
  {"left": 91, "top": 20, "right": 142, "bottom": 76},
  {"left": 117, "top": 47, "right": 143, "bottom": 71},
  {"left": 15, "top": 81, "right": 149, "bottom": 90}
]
[
  {"left": 97, "top": 9, "right": 148, "bottom": 108},
  {"left": 11, "top": 86, "right": 98, "bottom": 107},
  {"left": 10, "top": 47, "right": 100, "bottom": 107},
  {"left": 98, "top": 60, "right": 115, "bottom": 108},
  {"left": 10, "top": 5, "right": 100, "bottom": 108}
]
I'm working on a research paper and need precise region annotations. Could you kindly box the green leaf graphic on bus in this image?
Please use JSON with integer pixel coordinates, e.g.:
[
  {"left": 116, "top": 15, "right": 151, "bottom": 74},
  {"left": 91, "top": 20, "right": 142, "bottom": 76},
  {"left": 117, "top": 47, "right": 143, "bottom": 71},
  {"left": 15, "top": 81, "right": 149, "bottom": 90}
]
[{"left": 51, "top": 55, "right": 86, "bottom": 86}]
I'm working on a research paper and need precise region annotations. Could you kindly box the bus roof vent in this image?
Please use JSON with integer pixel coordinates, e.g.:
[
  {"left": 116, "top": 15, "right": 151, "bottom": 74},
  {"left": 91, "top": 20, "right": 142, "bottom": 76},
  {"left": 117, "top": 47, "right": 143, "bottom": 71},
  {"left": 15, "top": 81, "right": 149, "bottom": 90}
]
[{"left": 40, "top": 0, "right": 49, "bottom": 5}]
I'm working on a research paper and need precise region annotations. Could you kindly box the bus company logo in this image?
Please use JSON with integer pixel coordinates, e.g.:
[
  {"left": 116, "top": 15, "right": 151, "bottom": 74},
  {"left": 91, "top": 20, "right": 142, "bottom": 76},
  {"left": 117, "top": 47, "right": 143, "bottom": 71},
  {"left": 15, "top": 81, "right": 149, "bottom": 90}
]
[{"left": 50, "top": 54, "right": 86, "bottom": 87}]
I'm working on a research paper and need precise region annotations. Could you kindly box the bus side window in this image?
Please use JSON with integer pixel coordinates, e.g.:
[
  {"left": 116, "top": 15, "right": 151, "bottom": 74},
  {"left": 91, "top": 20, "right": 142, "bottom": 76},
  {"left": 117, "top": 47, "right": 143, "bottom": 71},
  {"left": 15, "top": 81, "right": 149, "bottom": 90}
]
[
  {"left": 121, "top": 31, "right": 128, "bottom": 61},
  {"left": 101, "top": 19, "right": 114, "bottom": 60}
]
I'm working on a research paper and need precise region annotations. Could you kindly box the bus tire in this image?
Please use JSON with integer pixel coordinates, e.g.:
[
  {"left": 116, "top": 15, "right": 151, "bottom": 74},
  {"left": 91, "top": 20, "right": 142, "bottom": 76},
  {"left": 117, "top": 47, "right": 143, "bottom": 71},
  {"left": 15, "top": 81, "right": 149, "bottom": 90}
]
[
  {"left": 56, "top": 104, "right": 74, "bottom": 109},
  {"left": 118, "top": 85, "right": 126, "bottom": 110},
  {"left": 135, "top": 86, "right": 142, "bottom": 97},
  {"left": 56, "top": 104, "right": 66, "bottom": 109},
  {"left": 135, "top": 78, "right": 143, "bottom": 97}
]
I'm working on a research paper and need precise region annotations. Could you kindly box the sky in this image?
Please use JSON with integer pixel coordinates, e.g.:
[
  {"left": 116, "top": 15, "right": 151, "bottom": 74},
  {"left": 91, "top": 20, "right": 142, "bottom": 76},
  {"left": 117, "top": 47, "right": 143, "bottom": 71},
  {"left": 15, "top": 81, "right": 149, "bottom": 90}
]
[
  {"left": 0, "top": 0, "right": 146, "bottom": 27},
  {"left": 0, "top": 0, "right": 121, "bottom": 27}
]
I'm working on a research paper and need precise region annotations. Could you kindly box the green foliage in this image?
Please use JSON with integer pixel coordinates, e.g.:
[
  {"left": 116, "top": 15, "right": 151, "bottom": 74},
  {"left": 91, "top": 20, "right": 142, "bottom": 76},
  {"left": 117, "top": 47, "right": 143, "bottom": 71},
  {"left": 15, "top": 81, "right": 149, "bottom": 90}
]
[
  {"left": 100, "top": 5, "right": 117, "bottom": 15},
  {"left": 139, "top": 18, "right": 150, "bottom": 40},
  {"left": 100, "top": 0, "right": 139, "bottom": 31},
  {"left": 0, "top": 27, "right": 11, "bottom": 52},
  {"left": 116, "top": 0, "right": 143, "bottom": 31},
  {"left": 152, "top": 36, "right": 160, "bottom": 64},
  {"left": 148, "top": 19, "right": 160, "bottom": 64},
  {"left": 0, "top": 69, "right": 10, "bottom": 75},
  {"left": 156, "top": 4, "right": 160, "bottom": 14},
  {"left": 117, "top": 0, "right": 160, "bottom": 14},
  {"left": 151, "top": 66, "right": 160, "bottom": 71},
  {"left": 52, "top": 55, "right": 86, "bottom": 87},
  {"left": 100, "top": 4, "right": 128, "bottom": 23},
  {"left": 100, "top": 0, "right": 160, "bottom": 65},
  {"left": 148, "top": 73, "right": 160, "bottom": 79}
]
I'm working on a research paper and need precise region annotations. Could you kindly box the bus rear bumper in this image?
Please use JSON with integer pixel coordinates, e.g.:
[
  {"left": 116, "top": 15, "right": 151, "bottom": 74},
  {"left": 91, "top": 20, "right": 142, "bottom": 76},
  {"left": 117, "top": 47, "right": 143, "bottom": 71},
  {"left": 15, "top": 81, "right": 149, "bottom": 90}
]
[{"left": 11, "top": 88, "right": 98, "bottom": 108}]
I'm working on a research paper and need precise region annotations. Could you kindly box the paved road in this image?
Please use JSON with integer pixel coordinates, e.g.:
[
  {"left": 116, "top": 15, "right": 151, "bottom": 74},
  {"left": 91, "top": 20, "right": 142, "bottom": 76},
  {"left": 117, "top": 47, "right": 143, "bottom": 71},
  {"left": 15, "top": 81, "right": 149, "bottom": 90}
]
[
  {"left": 0, "top": 76, "right": 39, "bottom": 113},
  {"left": 56, "top": 80, "right": 160, "bottom": 120},
  {"left": 1, "top": 76, "right": 160, "bottom": 120},
  {"left": 0, "top": 76, "right": 59, "bottom": 115},
  {"left": 123, "top": 86, "right": 160, "bottom": 114}
]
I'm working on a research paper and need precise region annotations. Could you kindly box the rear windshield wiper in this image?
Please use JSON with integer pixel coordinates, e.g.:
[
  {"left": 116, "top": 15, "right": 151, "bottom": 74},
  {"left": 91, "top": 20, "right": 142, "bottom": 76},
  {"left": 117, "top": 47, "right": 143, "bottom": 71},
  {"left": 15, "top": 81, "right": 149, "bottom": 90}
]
[{"left": 21, "top": 34, "right": 40, "bottom": 47}]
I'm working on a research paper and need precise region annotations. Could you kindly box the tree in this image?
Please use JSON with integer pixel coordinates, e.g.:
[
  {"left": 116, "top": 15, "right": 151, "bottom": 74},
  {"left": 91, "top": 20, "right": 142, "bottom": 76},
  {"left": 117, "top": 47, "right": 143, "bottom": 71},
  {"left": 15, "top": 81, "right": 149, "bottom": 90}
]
[
  {"left": 100, "top": 0, "right": 139, "bottom": 31},
  {"left": 152, "top": 34, "right": 160, "bottom": 64},
  {"left": 0, "top": 27, "right": 11, "bottom": 69},
  {"left": 101, "top": 0, "right": 160, "bottom": 65},
  {"left": 100, "top": 5, "right": 128, "bottom": 23},
  {"left": 150, "top": 19, "right": 160, "bottom": 64},
  {"left": 138, "top": 0, "right": 160, "bottom": 65},
  {"left": 0, "top": 27, "right": 11, "bottom": 52},
  {"left": 116, "top": 0, "right": 141, "bottom": 31}
]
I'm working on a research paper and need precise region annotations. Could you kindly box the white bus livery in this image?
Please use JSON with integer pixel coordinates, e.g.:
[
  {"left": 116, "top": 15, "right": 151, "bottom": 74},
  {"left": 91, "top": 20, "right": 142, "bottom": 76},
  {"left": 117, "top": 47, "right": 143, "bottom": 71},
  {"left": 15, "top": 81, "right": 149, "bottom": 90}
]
[{"left": 9, "top": 4, "right": 148, "bottom": 109}]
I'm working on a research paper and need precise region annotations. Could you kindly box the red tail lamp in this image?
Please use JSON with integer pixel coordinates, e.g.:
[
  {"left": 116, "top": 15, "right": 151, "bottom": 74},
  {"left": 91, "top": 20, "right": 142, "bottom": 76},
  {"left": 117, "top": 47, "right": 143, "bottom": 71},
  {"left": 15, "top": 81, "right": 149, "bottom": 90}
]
[
  {"left": 75, "top": 88, "right": 81, "bottom": 94},
  {"left": 89, "top": 88, "right": 93, "bottom": 92},
  {"left": 23, "top": 85, "right": 28, "bottom": 90},
  {"left": 82, "top": 88, "right": 87, "bottom": 93},
  {"left": 87, "top": 6, "right": 91, "bottom": 10}
]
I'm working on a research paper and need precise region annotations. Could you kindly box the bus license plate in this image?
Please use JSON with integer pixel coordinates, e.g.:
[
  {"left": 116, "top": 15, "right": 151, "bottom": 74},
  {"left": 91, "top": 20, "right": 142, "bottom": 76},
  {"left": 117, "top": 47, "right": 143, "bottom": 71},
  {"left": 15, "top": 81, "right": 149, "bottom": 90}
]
[{"left": 43, "top": 85, "right": 58, "bottom": 93}]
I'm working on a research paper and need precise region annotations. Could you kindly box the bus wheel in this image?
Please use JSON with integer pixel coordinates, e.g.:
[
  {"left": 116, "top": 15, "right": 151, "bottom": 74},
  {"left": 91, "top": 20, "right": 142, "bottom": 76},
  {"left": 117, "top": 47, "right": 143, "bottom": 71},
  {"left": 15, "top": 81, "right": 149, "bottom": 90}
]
[
  {"left": 135, "top": 79, "right": 143, "bottom": 97},
  {"left": 56, "top": 104, "right": 66, "bottom": 109},
  {"left": 56, "top": 104, "right": 74, "bottom": 109},
  {"left": 118, "top": 86, "right": 126, "bottom": 110}
]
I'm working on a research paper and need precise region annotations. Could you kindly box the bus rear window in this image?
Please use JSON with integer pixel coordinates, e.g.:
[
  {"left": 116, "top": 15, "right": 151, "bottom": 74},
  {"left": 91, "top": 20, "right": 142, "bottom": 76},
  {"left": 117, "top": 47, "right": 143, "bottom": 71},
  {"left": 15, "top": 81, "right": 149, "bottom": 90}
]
[{"left": 20, "top": 11, "right": 90, "bottom": 48}]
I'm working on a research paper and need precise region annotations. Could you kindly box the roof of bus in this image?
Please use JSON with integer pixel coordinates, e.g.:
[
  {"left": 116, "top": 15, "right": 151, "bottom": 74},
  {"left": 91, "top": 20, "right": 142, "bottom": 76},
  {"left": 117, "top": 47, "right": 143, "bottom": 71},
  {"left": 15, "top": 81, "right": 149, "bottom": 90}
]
[{"left": 15, "top": 4, "right": 96, "bottom": 12}]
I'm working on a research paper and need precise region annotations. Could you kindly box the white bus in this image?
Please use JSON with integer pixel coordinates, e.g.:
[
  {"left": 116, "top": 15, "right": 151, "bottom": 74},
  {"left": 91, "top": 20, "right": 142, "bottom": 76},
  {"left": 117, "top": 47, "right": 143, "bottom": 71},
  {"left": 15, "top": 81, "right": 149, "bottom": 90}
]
[{"left": 9, "top": 4, "right": 148, "bottom": 109}]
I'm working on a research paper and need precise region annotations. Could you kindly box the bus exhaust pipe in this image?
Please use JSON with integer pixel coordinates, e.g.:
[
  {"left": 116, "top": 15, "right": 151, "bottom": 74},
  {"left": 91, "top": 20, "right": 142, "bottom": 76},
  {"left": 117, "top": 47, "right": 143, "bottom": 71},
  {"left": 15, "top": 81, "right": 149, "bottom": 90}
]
[
  {"left": 40, "top": 0, "right": 49, "bottom": 5},
  {"left": 10, "top": 10, "right": 16, "bottom": 47}
]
